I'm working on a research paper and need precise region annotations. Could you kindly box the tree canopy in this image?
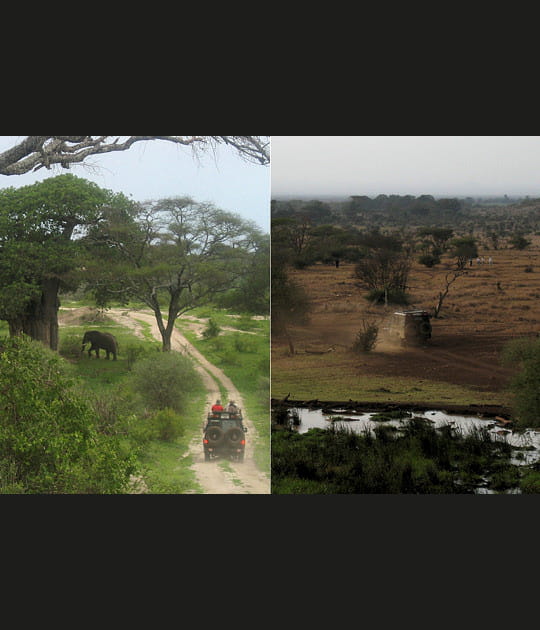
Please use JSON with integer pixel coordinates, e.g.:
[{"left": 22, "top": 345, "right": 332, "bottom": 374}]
[
  {"left": 83, "top": 196, "right": 265, "bottom": 350},
  {"left": 0, "top": 335, "right": 136, "bottom": 493},
  {"left": 0, "top": 174, "right": 129, "bottom": 348}
]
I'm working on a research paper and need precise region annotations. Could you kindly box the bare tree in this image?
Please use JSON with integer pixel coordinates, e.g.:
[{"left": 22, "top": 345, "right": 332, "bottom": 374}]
[
  {"left": 433, "top": 236, "right": 477, "bottom": 318},
  {"left": 0, "top": 136, "right": 270, "bottom": 175},
  {"left": 433, "top": 266, "right": 468, "bottom": 318}
]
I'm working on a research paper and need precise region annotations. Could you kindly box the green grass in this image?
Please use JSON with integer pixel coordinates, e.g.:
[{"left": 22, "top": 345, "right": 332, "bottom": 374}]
[
  {"left": 57, "top": 311, "right": 208, "bottom": 493},
  {"left": 2, "top": 301, "right": 270, "bottom": 491},
  {"left": 271, "top": 355, "right": 511, "bottom": 407},
  {"left": 137, "top": 387, "right": 207, "bottom": 493}
]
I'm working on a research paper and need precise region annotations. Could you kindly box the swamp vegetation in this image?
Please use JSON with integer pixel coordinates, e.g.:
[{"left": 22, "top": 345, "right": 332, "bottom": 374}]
[{"left": 271, "top": 405, "right": 540, "bottom": 494}]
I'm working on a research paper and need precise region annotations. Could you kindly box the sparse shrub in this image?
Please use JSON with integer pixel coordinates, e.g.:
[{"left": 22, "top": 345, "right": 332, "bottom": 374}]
[
  {"left": 352, "top": 321, "right": 379, "bottom": 352},
  {"left": 233, "top": 333, "right": 256, "bottom": 353},
  {"left": 365, "top": 288, "right": 410, "bottom": 305},
  {"left": 202, "top": 318, "right": 221, "bottom": 339}
]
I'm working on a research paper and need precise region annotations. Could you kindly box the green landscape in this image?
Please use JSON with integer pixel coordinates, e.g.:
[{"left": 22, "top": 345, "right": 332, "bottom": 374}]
[{"left": 0, "top": 159, "right": 270, "bottom": 494}]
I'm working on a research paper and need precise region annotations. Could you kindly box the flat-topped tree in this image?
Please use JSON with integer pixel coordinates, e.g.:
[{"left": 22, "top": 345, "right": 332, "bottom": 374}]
[{"left": 83, "top": 196, "right": 264, "bottom": 352}]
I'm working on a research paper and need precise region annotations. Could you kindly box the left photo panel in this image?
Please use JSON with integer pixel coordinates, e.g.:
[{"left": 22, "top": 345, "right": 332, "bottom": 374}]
[{"left": 0, "top": 136, "right": 271, "bottom": 494}]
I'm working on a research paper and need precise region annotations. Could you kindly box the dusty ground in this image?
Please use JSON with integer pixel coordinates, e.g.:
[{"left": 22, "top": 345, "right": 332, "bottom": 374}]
[
  {"left": 61, "top": 307, "right": 270, "bottom": 494},
  {"left": 272, "top": 236, "right": 540, "bottom": 399}
]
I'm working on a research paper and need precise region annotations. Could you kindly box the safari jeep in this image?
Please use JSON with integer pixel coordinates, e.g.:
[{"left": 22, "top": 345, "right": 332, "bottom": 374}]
[
  {"left": 388, "top": 309, "right": 432, "bottom": 345},
  {"left": 203, "top": 410, "right": 248, "bottom": 462}
]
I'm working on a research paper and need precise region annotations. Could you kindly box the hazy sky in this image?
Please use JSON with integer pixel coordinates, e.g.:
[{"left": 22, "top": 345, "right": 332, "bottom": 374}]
[
  {"left": 271, "top": 136, "right": 540, "bottom": 198},
  {"left": 0, "top": 136, "right": 270, "bottom": 232}
]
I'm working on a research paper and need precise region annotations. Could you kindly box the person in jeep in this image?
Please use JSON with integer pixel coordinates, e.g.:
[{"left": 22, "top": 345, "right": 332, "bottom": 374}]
[
  {"left": 211, "top": 399, "right": 224, "bottom": 411},
  {"left": 226, "top": 400, "right": 239, "bottom": 414}
]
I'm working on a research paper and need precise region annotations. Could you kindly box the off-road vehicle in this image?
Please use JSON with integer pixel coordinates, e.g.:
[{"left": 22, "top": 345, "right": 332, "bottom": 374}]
[
  {"left": 203, "top": 410, "right": 248, "bottom": 462},
  {"left": 387, "top": 309, "right": 432, "bottom": 345}
]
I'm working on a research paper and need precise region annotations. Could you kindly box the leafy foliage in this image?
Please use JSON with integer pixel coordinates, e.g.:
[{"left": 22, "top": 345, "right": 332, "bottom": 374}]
[
  {"left": 83, "top": 196, "right": 265, "bottom": 350},
  {"left": 501, "top": 337, "right": 540, "bottom": 428},
  {"left": 128, "top": 351, "right": 201, "bottom": 413},
  {"left": 271, "top": 417, "right": 523, "bottom": 494},
  {"left": 0, "top": 335, "right": 136, "bottom": 493}
]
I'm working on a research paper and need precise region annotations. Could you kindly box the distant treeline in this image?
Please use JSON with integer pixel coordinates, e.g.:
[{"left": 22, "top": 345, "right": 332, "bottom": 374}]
[{"left": 271, "top": 194, "right": 540, "bottom": 231}]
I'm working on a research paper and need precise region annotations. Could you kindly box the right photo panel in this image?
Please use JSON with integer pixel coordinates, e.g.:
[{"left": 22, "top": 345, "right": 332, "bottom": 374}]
[{"left": 270, "top": 135, "right": 540, "bottom": 494}]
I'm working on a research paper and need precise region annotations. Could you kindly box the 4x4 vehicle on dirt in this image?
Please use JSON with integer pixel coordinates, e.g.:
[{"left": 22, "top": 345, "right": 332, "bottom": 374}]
[
  {"left": 203, "top": 410, "right": 248, "bottom": 462},
  {"left": 388, "top": 309, "right": 432, "bottom": 345}
]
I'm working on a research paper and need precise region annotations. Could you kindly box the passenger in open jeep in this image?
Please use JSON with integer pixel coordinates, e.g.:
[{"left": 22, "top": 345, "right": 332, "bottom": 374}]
[{"left": 226, "top": 400, "right": 239, "bottom": 414}]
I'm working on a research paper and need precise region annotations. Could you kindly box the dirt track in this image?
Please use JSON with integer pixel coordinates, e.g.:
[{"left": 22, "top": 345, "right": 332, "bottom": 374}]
[{"left": 108, "top": 309, "right": 270, "bottom": 494}]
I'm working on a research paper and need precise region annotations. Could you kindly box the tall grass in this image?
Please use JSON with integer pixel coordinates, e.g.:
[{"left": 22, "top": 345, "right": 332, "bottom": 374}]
[{"left": 271, "top": 415, "right": 529, "bottom": 494}]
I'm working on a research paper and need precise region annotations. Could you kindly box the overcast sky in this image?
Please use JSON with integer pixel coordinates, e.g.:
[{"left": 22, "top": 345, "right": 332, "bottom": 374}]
[
  {"left": 0, "top": 136, "right": 270, "bottom": 232},
  {"left": 271, "top": 136, "right": 540, "bottom": 199}
]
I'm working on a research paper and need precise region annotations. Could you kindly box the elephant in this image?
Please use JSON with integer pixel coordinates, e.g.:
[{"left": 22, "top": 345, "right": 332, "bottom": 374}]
[{"left": 81, "top": 330, "right": 118, "bottom": 360}]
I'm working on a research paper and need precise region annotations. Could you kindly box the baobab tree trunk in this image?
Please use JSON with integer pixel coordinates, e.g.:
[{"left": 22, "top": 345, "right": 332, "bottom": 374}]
[{"left": 8, "top": 278, "right": 61, "bottom": 350}]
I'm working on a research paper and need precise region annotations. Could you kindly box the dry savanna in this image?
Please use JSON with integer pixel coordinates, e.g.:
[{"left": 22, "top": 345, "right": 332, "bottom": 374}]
[{"left": 271, "top": 235, "right": 540, "bottom": 409}]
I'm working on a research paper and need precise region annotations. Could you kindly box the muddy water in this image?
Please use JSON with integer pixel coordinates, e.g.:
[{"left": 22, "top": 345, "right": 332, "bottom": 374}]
[{"left": 294, "top": 407, "right": 540, "bottom": 466}]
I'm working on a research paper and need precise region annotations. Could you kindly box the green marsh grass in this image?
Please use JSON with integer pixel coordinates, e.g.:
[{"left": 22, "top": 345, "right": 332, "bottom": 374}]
[{"left": 271, "top": 417, "right": 528, "bottom": 494}]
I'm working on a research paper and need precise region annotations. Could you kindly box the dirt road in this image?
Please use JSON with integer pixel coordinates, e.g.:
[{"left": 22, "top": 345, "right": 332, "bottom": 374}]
[{"left": 108, "top": 309, "right": 270, "bottom": 494}]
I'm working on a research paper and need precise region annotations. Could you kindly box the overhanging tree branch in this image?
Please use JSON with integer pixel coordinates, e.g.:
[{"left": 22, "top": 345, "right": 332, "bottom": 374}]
[{"left": 0, "top": 136, "right": 270, "bottom": 175}]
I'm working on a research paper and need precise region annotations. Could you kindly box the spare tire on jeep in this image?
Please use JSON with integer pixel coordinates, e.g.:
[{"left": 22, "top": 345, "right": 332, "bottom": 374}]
[
  {"left": 206, "top": 426, "right": 224, "bottom": 445},
  {"left": 225, "top": 427, "right": 244, "bottom": 444}
]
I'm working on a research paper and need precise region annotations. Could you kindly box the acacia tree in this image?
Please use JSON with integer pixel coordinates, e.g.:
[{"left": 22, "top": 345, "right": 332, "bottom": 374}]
[
  {"left": 84, "top": 196, "right": 263, "bottom": 351},
  {"left": 0, "top": 174, "right": 130, "bottom": 349},
  {"left": 0, "top": 136, "right": 270, "bottom": 174},
  {"left": 354, "top": 233, "right": 412, "bottom": 304},
  {"left": 432, "top": 237, "right": 478, "bottom": 318}
]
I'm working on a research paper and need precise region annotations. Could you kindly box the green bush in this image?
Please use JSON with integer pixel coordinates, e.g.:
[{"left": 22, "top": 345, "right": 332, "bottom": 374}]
[
  {"left": 418, "top": 253, "right": 440, "bottom": 267},
  {"left": 501, "top": 337, "right": 540, "bottom": 428},
  {"left": 352, "top": 321, "right": 379, "bottom": 352},
  {"left": 202, "top": 318, "right": 221, "bottom": 339},
  {"left": 123, "top": 342, "right": 159, "bottom": 370},
  {"left": 59, "top": 333, "right": 83, "bottom": 360},
  {"left": 0, "top": 335, "right": 137, "bottom": 493},
  {"left": 233, "top": 333, "right": 257, "bottom": 353},
  {"left": 151, "top": 407, "right": 184, "bottom": 442},
  {"left": 129, "top": 351, "right": 200, "bottom": 413}
]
